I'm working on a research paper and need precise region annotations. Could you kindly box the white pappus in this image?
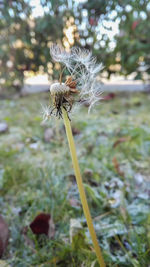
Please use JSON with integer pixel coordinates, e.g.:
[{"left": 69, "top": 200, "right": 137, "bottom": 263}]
[{"left": 43, "top": 44, "right": 103, "bottom": 121}]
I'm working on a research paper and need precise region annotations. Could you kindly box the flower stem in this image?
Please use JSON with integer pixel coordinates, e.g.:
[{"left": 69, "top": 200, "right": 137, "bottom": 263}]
[{"left": 62, "top": 108, "right": 106, "bottom": 267}]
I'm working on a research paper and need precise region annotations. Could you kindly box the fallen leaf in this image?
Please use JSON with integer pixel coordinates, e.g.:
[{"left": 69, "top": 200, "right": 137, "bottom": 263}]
[
  {"left": 0, "top": 215, "right": 9, "bottom": 258},
  {"left": 102, "top": 93, "right": 116, "bottom": 101},
  {"left": 112, "top": 157, "right": 124, "bottom": 176},
  {"left": 72, "top": 127, "right": 80, "bottom": 136},
  {"left": 30, "top": 213, "right": 55, "bottom": 238},
  {"left": 113, "top": 137, "right": 130, "bottom": 148}
]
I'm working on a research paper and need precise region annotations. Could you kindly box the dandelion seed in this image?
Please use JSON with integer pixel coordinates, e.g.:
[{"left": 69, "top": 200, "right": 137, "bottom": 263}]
[
  {"left": 71, "top": 47, "right": 93, "bottom": 66},
  {"left": 41, "top": 104, "right": 51, "bottom": 122},
  {"left": 50, "top": 44, "right": 72, "bottom": 68}
]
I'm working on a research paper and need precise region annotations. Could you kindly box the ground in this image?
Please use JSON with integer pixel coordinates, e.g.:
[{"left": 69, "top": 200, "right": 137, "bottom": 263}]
[{"left": 0, "top": 92, "right": 150, "bottom": 267}]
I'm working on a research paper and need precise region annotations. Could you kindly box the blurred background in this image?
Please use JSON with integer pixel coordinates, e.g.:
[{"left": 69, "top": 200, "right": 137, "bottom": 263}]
[{"left": 0, "top": 0, "right": 150, "bottom": 94}]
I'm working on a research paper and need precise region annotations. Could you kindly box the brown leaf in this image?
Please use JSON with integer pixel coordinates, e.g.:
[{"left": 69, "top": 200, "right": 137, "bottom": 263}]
[
  {"left": 72, "top": 127, "right": 80, "bottom": 136},
  {"left": 112, "top": 157, "right": 124, "bottom": 177},
  {"left": 65, "top": 76, "right": 77, "bottom": 89},
  {"left": 102, "top": 93, "right": 116, "bottom": 101},
  {"left": 113, "top": 137, "right": 130, "bottom": 148},
  {"left": 0, "top": 215, "right": 9, "bottom": 258},
  {"left": 30, "top": 213, "right": 55, "bottom": 239}
]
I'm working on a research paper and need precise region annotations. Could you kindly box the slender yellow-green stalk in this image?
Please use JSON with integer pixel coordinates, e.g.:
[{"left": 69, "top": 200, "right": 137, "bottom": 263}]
[{"left": 62, "top": 108, "right": 106, "bottom": 267}]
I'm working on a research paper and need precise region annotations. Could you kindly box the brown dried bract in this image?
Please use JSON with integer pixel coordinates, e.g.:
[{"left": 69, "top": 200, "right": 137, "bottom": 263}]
[{"left": 65, "top": 76, "right": 79, "bottom": 94}]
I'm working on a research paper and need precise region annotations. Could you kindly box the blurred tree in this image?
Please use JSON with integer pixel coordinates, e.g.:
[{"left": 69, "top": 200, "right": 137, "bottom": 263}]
[
  {"left": 113, "top": 0, "right": 150, "bottom": 80},
  {"left": 78, "top": 0, "right": 150, "bottom": 80},
  {"left": 0, "top": 0, "right": 77, "bottom": 90},
  {"left": 38, "top": 0, "right": 79, "bottom": 79},
  {"left": 0, "top": 0, "right": 32, "bottom": 90},
  {"left": 0, "top": 0, "right": 150, "bottom": 91},
  {"left": 76, "top": 0, "right": 117, "bottom": 78}
]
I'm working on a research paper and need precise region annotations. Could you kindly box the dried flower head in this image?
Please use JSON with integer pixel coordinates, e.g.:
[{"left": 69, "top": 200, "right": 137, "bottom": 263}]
[{"left": 47, "top": 44, "right": 103, "bottom": 120}]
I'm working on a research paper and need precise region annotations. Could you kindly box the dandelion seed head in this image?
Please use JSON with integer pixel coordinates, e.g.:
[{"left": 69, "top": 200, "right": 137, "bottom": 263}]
[
  {"left": 50, "top": 82, "right": 70, "bottom": 95},
  {"left": 49, "top": 44, "right": 103, "bottom": 114}
]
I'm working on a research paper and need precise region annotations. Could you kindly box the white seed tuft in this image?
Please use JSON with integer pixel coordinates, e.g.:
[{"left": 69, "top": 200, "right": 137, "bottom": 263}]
[
  {"left": 50, "top": 44, "right": 72, "bottom": 68},
  {"left": 50, "top": 44, "right": 103, "bottom": 111},
  {"left": 41, "top": 104, "right": 51, "bottom": 122}
]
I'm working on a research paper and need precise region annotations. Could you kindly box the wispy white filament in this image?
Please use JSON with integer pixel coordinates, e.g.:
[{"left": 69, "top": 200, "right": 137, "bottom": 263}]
[
  {"left": 50, "top": 44, "right": 103, "bottom": 110},
  {"left": 41, "top": 104, "right": 51, "bottom": 122}
]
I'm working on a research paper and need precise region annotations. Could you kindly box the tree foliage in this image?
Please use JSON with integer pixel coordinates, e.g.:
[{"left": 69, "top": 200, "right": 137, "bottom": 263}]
[
  {"left": 0, "top": 0, "right": 150, "bottom": 91},
  {"left": 114, "top": 0, "right": 150, "bottom": 80},
  {"left": 79, "top": 0, "right": 150, "bottom": 80},
  {"left": 0, "top": 0, "right": 32, "bottom": 89}
]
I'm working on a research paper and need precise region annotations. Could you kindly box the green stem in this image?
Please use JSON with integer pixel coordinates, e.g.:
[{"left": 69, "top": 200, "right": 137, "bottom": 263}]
[{"left": 62, "top": 108, "right": 106, "bottom": 267}]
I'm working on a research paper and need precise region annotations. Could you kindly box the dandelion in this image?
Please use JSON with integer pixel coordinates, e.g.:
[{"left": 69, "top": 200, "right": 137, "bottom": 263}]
[
  {"left": 47, "top": 44, "right": 105, "bottom": 267},
  {"left": 49, "top": 44, "right": 103, "bottom": 118}
]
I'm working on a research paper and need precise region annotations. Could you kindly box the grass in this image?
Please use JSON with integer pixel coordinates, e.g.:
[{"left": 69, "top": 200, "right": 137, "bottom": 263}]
[{"left": 0, "top": 91, "right": 150, "bottom": 266}]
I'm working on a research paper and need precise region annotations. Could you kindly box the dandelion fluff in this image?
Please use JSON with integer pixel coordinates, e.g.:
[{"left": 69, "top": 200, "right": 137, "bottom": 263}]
[
  {"left": 50, "top": 44, "right": 72, "bottom": 68},
  {"left": 49, "top": 44, "right": 103, "bottom": 114},
  {"left": 41, "top": 104, "right": 51, "bottom": 122}
]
